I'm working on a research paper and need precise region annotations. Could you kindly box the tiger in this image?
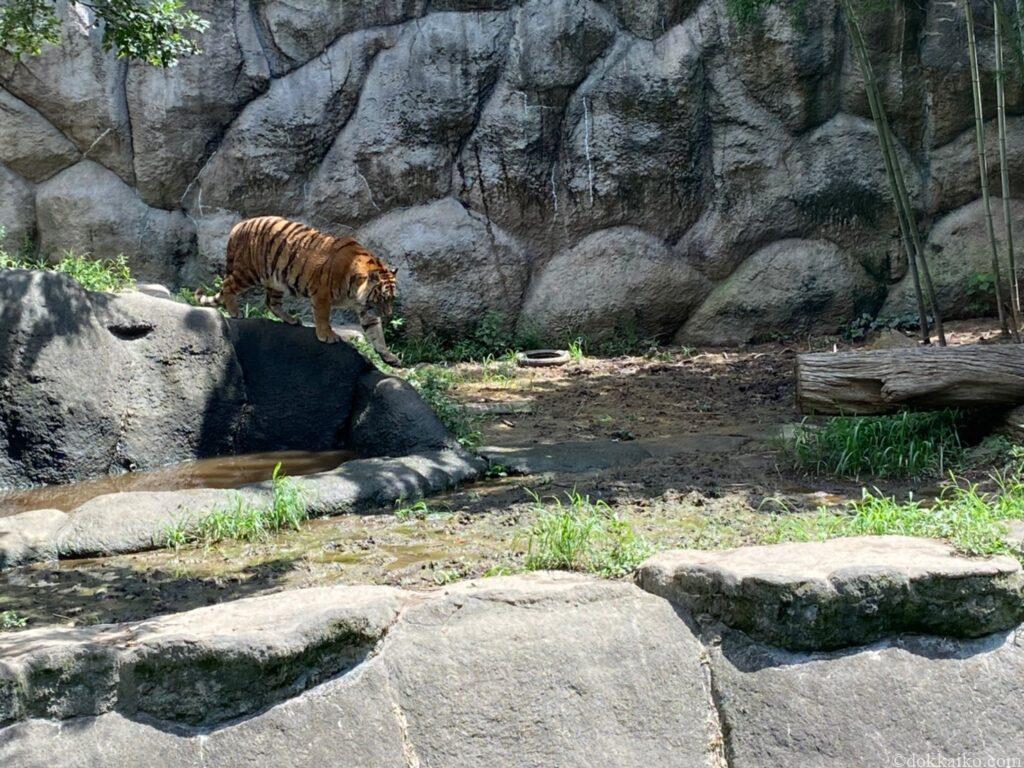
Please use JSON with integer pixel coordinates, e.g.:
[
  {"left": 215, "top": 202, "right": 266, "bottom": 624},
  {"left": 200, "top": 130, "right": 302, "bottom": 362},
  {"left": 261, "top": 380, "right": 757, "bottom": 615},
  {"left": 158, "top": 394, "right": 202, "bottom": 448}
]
[{"left": 196, "top": 216, "right": 402, "bottom": 366}]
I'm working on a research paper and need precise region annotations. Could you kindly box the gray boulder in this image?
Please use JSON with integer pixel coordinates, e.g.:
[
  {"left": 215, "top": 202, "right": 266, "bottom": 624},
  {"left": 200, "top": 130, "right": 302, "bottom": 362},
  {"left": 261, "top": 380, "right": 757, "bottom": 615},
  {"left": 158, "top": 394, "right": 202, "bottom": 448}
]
[
  {"left": 126, "top": 0, "right": 269, "bottom": 208},
  {"left": 880, "top": 198, "right": 1024, "bottom": 322},
  {"left": 254, "top": 0, "right": 425, "bottom": 73},
  {"left": 0, "top": 271, "right": 243, "bottom": 486},
  {"left": 346, "top": 371, "right": 457, "bottom": 457},
  {"left": 0, "top": 166, "right": 34, "bottom": 252},
  {"left": 0, "top": 89, "right": 80, "bottom": 182},
  {"left": 927, "top": 117, "right": 1024, "bottom": 215},
  {"left": 34, "top": 161, "right": 197, "bottom": 286},
  {"left": 719, "top": 0, "right": 841, "bottom": 134},
  {"left": 711, "top": 627, "right": 1024, "bottom": 768},
  {"left": 638, "top": 536, "right": 1024, "bottom": 650},
  {"left": 519, "top": 226, "right": 708, "bottom": 341},
  {"left": 359, "top": 197, "right": 530, "bottom": 336},
  {"left": 305, "top": 11, "right": 514, "bottom": 227},
  {"left": 679, "top": 238, "right": 883, "bottom": 345},
  {"left": 0, "top": 5, "right": 133, "bottom": 184},
  {"left": 0, "top": 509, "right": 66, "bottom": 567},
  {"left": 195, "top": 28, "right": 393, "bottom": 217}
]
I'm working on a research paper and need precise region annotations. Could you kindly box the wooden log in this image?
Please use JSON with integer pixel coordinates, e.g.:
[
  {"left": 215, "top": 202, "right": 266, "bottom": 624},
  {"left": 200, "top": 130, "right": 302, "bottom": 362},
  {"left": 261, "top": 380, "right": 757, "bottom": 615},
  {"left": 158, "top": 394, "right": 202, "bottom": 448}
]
[{"left": 796, "top": 344, "right": 1024, "bottom": 415}]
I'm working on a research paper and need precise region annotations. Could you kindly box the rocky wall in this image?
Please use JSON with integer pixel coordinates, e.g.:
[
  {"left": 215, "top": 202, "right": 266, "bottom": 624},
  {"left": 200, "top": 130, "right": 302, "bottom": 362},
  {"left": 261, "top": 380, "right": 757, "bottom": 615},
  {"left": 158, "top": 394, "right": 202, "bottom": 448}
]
[{"left": 2, "top": 0, "right": 1022, "bottom": 344}]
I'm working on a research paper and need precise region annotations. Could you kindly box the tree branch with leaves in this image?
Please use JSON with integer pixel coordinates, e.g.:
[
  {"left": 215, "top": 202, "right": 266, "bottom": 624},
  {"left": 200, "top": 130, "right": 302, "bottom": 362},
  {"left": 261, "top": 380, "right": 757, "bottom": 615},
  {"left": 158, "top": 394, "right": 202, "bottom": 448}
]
[{"left": 0, "top": 0, "right": 207, "bottom": 66}]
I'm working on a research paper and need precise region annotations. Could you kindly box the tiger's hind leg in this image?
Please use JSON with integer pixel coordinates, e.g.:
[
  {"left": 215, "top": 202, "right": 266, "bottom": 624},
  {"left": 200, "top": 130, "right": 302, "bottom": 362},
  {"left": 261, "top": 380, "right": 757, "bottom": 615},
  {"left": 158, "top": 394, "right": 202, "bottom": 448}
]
[{"left": 265, "top": 288, "right": 300, "bottom": 325}]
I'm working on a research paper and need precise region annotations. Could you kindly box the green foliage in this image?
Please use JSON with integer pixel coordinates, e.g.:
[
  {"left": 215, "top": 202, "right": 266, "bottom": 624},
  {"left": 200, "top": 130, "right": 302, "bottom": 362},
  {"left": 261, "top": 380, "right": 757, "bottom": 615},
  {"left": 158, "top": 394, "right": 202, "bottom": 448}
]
[
  {"left": 386, "top": 310, "right": 663, "bottom": 364},
  {"left": 165, "top": 463, "right": 309, "bottom": 547},
  {"left": 522, "top": 490, "right": 652, "bottom": 577},
  {"left": 52, "top": 252, "right": 134, "bottom": 292},
  {"left": 791, "top": 410, "right": 962, "bottom": 479},
  {"left": 765, "top": 474, "right": 1024, "bottom": 558},
  {"left": 0, "top": 610, "right": 27, "bottom": 630},
  {"left": 406, "top": 365, "right": 481, "bottom": 450},
  {"left": 966, "top": 271, "right": 996, "bottom": 316},
  {"left": 1, "top": 242, "right": 135, "bottom": 293},
  {"left": 0, "top": 0, "right": 208, "bottom": 66}
]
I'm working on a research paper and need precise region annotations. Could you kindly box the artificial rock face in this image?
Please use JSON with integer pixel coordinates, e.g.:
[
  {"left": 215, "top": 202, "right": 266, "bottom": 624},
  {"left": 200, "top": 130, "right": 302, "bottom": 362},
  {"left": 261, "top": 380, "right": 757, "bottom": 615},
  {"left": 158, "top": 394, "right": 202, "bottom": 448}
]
[{"left": 2, "top": 0, "right": 1021, "bottom": 343}]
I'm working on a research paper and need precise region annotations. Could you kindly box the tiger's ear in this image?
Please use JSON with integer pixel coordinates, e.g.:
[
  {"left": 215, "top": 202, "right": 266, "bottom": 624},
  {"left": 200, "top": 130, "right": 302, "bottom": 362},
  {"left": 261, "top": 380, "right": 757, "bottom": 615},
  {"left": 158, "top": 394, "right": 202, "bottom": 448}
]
[{"left": 391, "top": 267, "right": 399, "bottom": 277}]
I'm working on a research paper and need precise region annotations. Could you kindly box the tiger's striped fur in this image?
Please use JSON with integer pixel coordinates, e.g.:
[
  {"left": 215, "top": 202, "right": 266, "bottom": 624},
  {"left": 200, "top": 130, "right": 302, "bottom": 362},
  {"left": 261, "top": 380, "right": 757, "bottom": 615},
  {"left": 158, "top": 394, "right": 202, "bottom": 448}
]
[{"left": 197, "top": 216, "right": 401, "bottom": 365}]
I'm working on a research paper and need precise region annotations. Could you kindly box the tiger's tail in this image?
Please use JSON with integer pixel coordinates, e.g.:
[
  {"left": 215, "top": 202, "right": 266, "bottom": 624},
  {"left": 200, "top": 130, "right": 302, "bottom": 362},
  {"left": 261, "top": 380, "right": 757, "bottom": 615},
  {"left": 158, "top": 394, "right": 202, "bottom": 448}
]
[{"left": 194, "top": 287, "right": 221, "bottom": 307}]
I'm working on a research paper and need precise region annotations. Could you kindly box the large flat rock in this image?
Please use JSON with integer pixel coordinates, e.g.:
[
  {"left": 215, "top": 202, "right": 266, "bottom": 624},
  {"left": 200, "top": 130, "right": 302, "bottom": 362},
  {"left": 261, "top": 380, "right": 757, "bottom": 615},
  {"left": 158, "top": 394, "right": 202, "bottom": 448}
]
[
  {"left": 637, "top": 536, "right": 1024, "bottom": 650},
  {"left": 710, "top": 627, "right": 1024, "bottom": 767},
  {"left": 0, "top": 584, "right": 412, "bottom": 726},
  {"left": 0, "top": 574, "right": 714, "bottom": 768}
]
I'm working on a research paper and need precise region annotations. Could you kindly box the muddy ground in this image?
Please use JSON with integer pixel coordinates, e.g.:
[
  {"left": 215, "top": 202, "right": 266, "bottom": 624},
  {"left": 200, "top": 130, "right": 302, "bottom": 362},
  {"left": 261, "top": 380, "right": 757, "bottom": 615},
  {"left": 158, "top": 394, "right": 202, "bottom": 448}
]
[{"left": 0, "top": 320, "right": 1009, "bottom": 629}]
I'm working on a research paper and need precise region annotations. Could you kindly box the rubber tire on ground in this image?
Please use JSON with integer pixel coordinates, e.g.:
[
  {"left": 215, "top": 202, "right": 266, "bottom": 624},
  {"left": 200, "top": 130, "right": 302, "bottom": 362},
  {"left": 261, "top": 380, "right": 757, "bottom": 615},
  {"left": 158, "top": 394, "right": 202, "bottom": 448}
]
[{"left": 516, "top": 349, "right": 572, "bottom": 367}]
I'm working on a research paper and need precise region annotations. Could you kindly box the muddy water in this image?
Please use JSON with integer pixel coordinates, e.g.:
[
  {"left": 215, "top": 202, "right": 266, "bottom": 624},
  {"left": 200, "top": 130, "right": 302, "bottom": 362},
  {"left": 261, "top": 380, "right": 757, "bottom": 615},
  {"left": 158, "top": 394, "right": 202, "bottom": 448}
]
[{"left": 0, "top": 449, "right": 356, "bottom": 516}]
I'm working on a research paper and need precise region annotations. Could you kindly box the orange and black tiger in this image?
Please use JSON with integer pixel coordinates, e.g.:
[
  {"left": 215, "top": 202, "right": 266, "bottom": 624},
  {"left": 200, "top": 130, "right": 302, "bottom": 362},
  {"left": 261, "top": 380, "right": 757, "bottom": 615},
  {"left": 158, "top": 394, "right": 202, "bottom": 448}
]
[{"left": 196, "top": 216, "right": 402, "bottom": 365}]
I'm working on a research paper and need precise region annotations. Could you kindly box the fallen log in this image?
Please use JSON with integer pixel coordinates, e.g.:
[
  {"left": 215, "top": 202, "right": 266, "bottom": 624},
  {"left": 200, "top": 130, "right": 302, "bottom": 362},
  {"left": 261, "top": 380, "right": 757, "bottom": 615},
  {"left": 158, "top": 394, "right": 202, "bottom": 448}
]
[{"left": 795, "top": 343, "right": 1024, "bottom": 415}]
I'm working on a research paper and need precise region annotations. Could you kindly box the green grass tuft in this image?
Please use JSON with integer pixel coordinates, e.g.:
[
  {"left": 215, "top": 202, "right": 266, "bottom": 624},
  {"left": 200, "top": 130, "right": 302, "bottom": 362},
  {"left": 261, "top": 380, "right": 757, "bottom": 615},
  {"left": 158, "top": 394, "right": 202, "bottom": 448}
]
[
  {"left": 790, "top": 410, "right": 962, "bottom": 479},
  {"left": 165, "top": 463, "right": 309, "bottom": 547},
  {"left": 522, "top": 490, "right": 652, "bottom": 577},
  {"left": 763, "top": 473, "right": 1024, "bottom": 558},
  {"left": 1, "top": 240, "right": 135, "bottom": 293},
  {"left": 0, "top": 610, "right": 27, "bottom": 631}
]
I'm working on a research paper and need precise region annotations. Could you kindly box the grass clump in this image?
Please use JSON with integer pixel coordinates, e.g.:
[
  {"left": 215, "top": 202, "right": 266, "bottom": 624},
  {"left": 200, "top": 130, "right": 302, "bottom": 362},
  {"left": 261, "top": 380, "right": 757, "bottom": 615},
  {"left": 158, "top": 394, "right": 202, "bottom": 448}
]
[
  {"left": 764, "top": 473, "right": 1024, "bottom": 558},
  {"left": 166, "top": 464, "right": 309, "bottom": 547},
  {"left": 1, "top": 237, "right": 135, "bottom": 293},
  {"left": 791, "top": 410, "right": 962, "bottom": 479},
  {"left": 522, "top": 490, "right": 652, "bottom": 577},
  {"left": 0, "top": 610, "right": 27, "bottom": 631}
]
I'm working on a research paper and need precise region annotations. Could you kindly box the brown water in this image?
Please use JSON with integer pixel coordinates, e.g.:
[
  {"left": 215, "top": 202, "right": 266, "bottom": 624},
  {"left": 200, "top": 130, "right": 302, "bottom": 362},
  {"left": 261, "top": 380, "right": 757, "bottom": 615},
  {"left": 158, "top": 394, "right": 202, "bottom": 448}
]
[{"left": 0, "top": 449, "right": 356, "bottom": 516}]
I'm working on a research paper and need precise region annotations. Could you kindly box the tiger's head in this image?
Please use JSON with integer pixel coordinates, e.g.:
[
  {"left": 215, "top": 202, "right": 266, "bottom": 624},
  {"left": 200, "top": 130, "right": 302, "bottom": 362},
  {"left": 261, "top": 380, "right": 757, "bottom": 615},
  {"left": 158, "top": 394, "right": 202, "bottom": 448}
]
[{"left": 368, "top": 263, "right": 398, "bottom": 318}]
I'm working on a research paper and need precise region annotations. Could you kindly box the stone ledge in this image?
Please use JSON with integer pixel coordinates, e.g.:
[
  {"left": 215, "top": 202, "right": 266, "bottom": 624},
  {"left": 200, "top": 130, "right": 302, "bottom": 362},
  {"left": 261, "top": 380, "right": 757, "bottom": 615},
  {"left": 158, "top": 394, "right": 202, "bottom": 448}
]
[
  {"left": 636, "top": 536, "right": 1024, "bottom": 651},
  {"left": 0, "top": 584, "right": 412, "bottom": 727}
]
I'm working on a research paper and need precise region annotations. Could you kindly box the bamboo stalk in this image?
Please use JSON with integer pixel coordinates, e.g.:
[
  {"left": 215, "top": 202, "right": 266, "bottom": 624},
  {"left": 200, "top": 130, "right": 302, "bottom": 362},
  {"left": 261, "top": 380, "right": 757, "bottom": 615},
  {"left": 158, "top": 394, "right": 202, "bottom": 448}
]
[
  {"left": 965, "top": 0, "right": 1013, "bottom": 336},
  {"left": 995, "top": 3, "right": 1022, "bottom": 331},
  {"left": 841, "top": 0, "right": 937, "bottom": 344}
]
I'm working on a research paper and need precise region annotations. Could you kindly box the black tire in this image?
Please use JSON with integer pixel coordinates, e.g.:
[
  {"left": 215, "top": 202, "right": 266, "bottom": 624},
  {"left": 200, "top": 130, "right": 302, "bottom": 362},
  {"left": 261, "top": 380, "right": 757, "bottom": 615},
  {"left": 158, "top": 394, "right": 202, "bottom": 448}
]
[{"left": 516, "top": 349, "right": 571, "bottom": 367}]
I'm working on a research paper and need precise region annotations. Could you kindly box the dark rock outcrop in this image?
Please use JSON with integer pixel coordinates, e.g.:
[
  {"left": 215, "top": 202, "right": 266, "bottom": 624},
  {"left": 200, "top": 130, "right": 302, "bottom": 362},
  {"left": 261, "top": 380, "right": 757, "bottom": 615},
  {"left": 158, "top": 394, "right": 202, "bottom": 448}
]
[{"left": 0, "top": 271, "right": 450, "bottom": 487}]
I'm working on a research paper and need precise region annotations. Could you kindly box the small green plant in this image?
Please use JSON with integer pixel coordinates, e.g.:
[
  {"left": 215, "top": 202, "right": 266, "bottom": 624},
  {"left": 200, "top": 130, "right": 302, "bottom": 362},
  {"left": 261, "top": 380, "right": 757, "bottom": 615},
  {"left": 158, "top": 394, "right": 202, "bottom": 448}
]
[
  {"left": 966, "top": 272, "right": 996, "bottom": 316},
  {"left": 165, "top": 463, "right": 308, "bottom": 546},
  {"left": 394, "top": 499, "right": 448, "bottom": 521},
  {"left": 0, "top": 610, "right": 27, "bottom": 630},
  {"left": 567, "top": 337, "right": 585, "bottom": 362},
  {"left": 0, "top": 245, "right": 135, "bottom": 292},
  {"left": 791, "top": 410, "right": 962, "bottom": 479},
  {"left": 486, "top": 463, "right": 510, "bottom": 479},
  {"left": 522, "top": 490, "right": 652, "bottom": 577}
]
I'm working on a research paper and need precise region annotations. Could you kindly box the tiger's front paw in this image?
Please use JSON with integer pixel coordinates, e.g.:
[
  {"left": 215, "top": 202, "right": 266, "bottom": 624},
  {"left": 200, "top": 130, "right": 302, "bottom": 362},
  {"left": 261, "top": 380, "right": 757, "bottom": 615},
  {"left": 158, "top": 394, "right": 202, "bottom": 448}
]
[
  {"left": 380, "top": 351, "right": 403, "bottom": 367},
  {"left": 316, "top": 329, "right": 342, "bottom": 344}
]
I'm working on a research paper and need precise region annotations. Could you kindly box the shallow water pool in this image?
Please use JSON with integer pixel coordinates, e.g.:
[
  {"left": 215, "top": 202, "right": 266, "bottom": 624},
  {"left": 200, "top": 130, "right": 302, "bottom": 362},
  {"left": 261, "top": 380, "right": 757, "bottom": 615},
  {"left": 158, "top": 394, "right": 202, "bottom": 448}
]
[{"left": 0, "top": 449, "right": 356, "bottom": 516}]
